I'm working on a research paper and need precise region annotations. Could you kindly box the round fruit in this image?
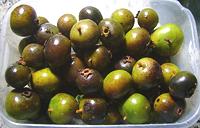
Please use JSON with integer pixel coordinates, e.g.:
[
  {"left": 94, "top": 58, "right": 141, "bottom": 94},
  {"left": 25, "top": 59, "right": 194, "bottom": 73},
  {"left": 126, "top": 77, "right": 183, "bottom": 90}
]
[
  {"left": 48, "top": 93, "right": 78, "bottom": 124},
  {"left": 132, "top": 57, "right": 163, "bottom": 90},
  {"left": 99, "top": 18, "right": 125, "bottom": 55},
  {"left": 5, "top": 88, "right": 41, "bottom": 120},
  {"left": 70, "top": 19, "right": 100, "bottom": 49},
  {"left": 10, "top": 4, "right": 38, "bottom": 36},
  {"left": 114, "top": 55, "right": 136, "bottom": 73},
  {"left": 22, "top": 43, "right": 44, "bottom": 69},
  {"left": 5, "top": 63, "right": 31, "bottom": 89},
  {"left": 103, "top": 70, "right": 133, "bottom": 99},
  {"left": 77, "top": 98, "right": 107, "bottom": 124},
  {"left": 161, "top": 63, "right": 180, "bottom": 85},
  {"left": 125, "top": 27, "right": 150, "bottom": 57},
  {"left": 154, "top": 93, "right": 185, "bottom": 123},
  {"left": 79, "top": 6, "right": 103, "bottom": 24},
  {"left": 75, "top": 68, "right": 103, "bottom": 94},
  {"left": 151, "top": 23, "right": 184, "bottom": 56},
  {"left": 169, "top": 71, "right": 197, "bottom": 99},
  {"left": 44, "top": 34, "right": 71, "bottom": 68},
  {"left": 31, "top": 68, "right": 61, "bottom": 94},
  {"left": 37, "top": 16, "right": 49, "bottom": 26},
  {"left": 104, "top": 107, "right": 122, "bottom": 124},
  {"left": 120, "top": 93, "right": 151, "bottom": 124},
  {"left": 18, "top": 36, "right": 37, "bottom": 55},
  {"left": 36, "top": 23, "right": 59, "bottom": 44},
  {"left": 57, "top": 14, "right": 77, "bottom": 37},
  {"left": 84, "top": 46, "right": 111, "bottom": 72},
  {"left": 138, "top": 8, "right": 159, "bottom": 31},
  {"left": 111, "top": 8, "right": 134, "bottom": 32}
]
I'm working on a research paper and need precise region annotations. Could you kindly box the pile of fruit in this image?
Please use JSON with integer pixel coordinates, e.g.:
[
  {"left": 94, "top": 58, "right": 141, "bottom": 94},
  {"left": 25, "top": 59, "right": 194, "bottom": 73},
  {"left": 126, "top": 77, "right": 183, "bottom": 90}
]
[{"left": 4, "top": 4, "right": 198, "bottom": 125}]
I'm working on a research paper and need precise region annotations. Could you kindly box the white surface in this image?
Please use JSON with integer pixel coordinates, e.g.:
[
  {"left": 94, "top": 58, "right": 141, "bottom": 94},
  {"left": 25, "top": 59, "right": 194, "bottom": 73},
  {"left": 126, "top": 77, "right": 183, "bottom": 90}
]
[{"left": 0, "top": 0, "right": 200, "bottom": 127}]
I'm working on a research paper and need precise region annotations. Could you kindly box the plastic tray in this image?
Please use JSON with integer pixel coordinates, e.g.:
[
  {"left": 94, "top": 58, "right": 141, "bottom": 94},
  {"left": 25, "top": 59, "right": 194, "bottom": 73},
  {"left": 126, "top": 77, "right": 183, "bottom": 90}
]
[{"left": 0, "top": 0, "right": 200, "bottom": 127}]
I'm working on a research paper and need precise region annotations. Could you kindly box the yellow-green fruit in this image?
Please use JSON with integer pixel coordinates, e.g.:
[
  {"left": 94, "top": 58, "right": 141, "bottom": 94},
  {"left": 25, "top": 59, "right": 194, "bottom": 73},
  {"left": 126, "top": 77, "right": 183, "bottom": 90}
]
[
  {"left": 31, "top": 68, "right": 60, "bottom": 94},
  {"left": 161, "top": 63, "right": 180, "bottom": 85},
  {"left": 48, "top": 93, "right": 78, "bottom": 124},
  {"left": 120, "top": 93, "right": 151, "bottom": 124},
  {"left": 151, "top": 23, "right": 184, "bottom": 56}
]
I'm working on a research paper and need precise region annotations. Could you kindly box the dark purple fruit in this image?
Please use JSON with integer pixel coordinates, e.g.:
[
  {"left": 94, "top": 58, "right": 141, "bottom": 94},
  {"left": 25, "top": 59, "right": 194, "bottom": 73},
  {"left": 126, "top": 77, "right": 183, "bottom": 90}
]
[
  {"left": 18, "top": 36, "right": 37, "bottom": 55},
  {"left": 79, "top": 6, "right": 103, "bottom": 24},
  {"left": 114, "top": 55, "right": 136, "bottom": 73},
  {"left": 169, "top": 71, "right": 197, "bottom": 99},
  {"left": 75, "top": 68, "right": 103, "bottom": 94},
  {"left": 44, "top": 34, "right": 71, "bottom": 68},
  {"left": 10, "top": 4, "right": 38, "bottom": 36},
  {"left": 5, "top": 88, "right": 41, "bottom": 120},
  {"left": 154, "top": 93, "right": 185, "bottom": 123},
  {"left": 5, "top": 63, "right": 31, "bottom": 89}
]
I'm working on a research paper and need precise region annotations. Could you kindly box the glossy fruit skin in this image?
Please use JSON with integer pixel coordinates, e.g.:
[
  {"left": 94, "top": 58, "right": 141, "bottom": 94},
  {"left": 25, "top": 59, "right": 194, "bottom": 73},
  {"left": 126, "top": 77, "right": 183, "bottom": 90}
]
[
  {"left": 79, "top": 6, "right": 103, "bottom": 24},
  {"left": 57, "top": 14, "right": 77, "bottom": 37},
  {"left": 132, "top": 57, "right": 163, "bottom": 90},
  {"left": 10, "top": 4, "right": 38, "bottom": 36},
  {"left": 22, "top": 43, "right": 44, "bottom": 69},
  {"left": 138, "top": 8, "right": 159, "bottom": 31},
  {"left": 63, "top": 54, "right": 85, "bottom": 85},
  {"left": 169, "top": 71, "right": 197, "bottom": 99},
  {"left": 70, "top": 19, "right": 100, "bottom": 49},
  {"left": 154, "top": 93, "right": 186, "bottom": 123},
  {"left": 48, "top": 93, "right": 78, "bottom": 124},
  {"left": 151, "top": 23, "right": 184, "bottom": 56},
  {"left": 161, "top": 63, "right": 180, "bottom": 85},
  {"left": 99, "top": 18, "right": 125, "bottom": 56},
  {"left": 111, "top": 8, "right": 134, "bottom": 33},
  {"left": 125, "top": 27, "right": 150, "bottom": 57},
  {"left": 36, "top": 23, "right": 59, "bottom": 44},
  {"left": 120, "top": 93, "right": 151, "bottom": 124},
  {"left": 103, "top": 70, "right": 133, "bottom": 99},
  {"left": 5, "top": 88, "right": 41, "bottom": 120},
  {"left": 5, "top": 63, "right": 31, "bottom": 89},
  {"left": 44, "top": 34, "right": 71, "bottom": 68},
  {"left": 114, "top": 55, "right": 136, "bottom": 73},
  {"left": 75, "top": 68, "right": 103, "bottom": 94},
  {"left": 78, "top": 98, "right": 107, "bottom": 124},
  {"left": 31, "top": 68, "right": 60, "bottom": 94},
  {"left": 18, "top": 36, "right": 37, "bottom": 55},
  {"left": 37, "top": 16, "right": 49, "bottom": 26},
  {"left": 84, "top": 46, "right": 111, "bottom": 72}
]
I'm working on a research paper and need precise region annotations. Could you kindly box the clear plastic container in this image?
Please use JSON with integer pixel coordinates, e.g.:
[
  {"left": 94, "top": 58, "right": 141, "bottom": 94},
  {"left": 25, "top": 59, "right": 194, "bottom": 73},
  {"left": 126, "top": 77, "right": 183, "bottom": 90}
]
[{"left": 0, "top": 0, "right": 200, "bottom": 127}]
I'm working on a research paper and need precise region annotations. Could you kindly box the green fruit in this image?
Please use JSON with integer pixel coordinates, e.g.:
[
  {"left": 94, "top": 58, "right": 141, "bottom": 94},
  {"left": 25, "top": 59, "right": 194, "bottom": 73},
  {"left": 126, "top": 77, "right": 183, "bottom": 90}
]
[
  {"left": 5, "top": 88, "right": 41, "bottom": 120},
  {"left": 18, "top": 36, "right": 37, "bottom": 55},
  {"left": 79, "top": 6, "right": 103, "bottom": 24},
  {"left": 154, "top": 93, "right": 185, "bottom": 123},
  {"left": 70, "top": 19, "right": 100, "bottom": 49},
  {"left": 48, "top": 93, "right": 78, "bottom": 124},
  {"left": 138, "top": 8, "right": 159, "bottom": 31},
  {"left": 125, "top": 27, "right": 150, "bottom": 57},
  {"left": 132, "top": 57, "right": 163, "bottom": 90},
  {"left": 37, "top": 16, "right": 49, "bottom": 26},
  {"left": 99, "top": 18, "right": 125, "bottom": 56},
  {"left": 44, "top": 34, "right": 71, "bottom": 68},
  {"left": 161, "top": 63, "right": 180, "bottom": 85},
  {"left": 169, "top": 71, "right": 197, "bottom": 99},
  {"left": 31, "top": 68, "right": 61, "bottom": 94},
  {"left": 22, "top": 43, "right": 45, "bottom": 69},
  {"left": 5, "top": 63, "right": 31, "bottom": 89},
  {"left": 120, "top": 93, "right": 151, "bottom": 124},
  {"left": 78, "top": 98, "right": 107, "bottom": 124},
  {"left": 151, "top": 23, "right": 184, "bottom": 56},
  {"left": 10, "top": 4, "right": 38, "bottom": 36},
  {"left": 111, "top": 8, "right": 134, "bottom": 32},
  {"left": 36, "top": 23, "right": 59, "bottom": 44},
  {"left": 57, "top": 14, "right": 77, "bottom": 37},
  {"left": 103, "top": 70, "right": 133, "bottom": 99}
]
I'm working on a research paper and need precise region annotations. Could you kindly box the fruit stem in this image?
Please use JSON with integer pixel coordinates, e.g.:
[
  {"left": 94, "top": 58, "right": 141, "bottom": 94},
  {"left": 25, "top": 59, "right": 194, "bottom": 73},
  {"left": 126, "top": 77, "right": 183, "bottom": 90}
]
[
  {"left": 102, "top": 26, "right": 110, "bottom": 37},
  {"left": 76, "top": 109, "right": 83, "bottom": 114},
  {"left": 18, "top": 57, "right": 26, "bottom": 66}
]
